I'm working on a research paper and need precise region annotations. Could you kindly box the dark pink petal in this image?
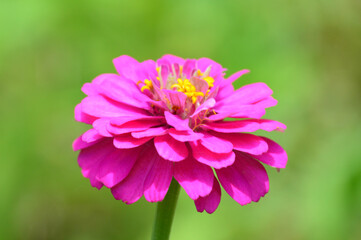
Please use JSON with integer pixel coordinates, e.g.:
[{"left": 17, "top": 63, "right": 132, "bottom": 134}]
[
  {"left": 75, "top": 103, "right": 97, "bottom": 124},
  {"left": 154, "top": 135, "right": 188, "bottom": 162},
  {"left": 110, "top": 116, "right": 163, "bottom": 126},
  {"left": 174, "top": 156, "right": 214, "bottom": 200},
  {"left": 95, "top": 147, "right": 140, "bottom": 188},
  {"left": 164, "top": 111, "right": 192, "bottom": 132},
  {"left": 168, "top": 129, "right": 204, "bottom": 142},
  {"left": 194, "top": 177, "right": 221, "bottom": 214},
  {"left": 190, "top": 141, "right": 235, "bottom": 169},
  {"left": 81, "top": 95, "right": 148, "bottom": 118},
  {"left": 111, "top": 145, "right": 157, "bottom": 204},
  {"left": 113, "top": 55, "right": 140, "bottom": 82},
  {"left": 216, "top": 152, "right": 269, "bottom": 205},
  {"left": 203, "top": 119, "right": 287, "bottom": 133},
  {"left": 113, "top": 134, "right": 152, "bottom": 149},
  {"left": 218, "top": 82, "right": 273, "bottom": 106},
  {"left": 77, "top": 139, "right": 116, "bottom": 189},
  {"left": 200, "top": 133, "right": 233, "bottom": 154},
  {"left": 213, "top": 132, "right": 268, "bottom": 155},
  {"left": 131, "top": 126, "right": 168, "bottom": 138},
  {"left": 143, "top": 157, "right": 173, "bottom": 202},
  {"left": 251, "top": 137, "right": 288, "bottom": 168}
]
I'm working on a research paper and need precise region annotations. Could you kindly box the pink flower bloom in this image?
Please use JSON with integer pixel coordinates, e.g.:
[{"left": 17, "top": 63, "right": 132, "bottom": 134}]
[{"left": 73, "top": 55, "right": 287, "bottom": 213}]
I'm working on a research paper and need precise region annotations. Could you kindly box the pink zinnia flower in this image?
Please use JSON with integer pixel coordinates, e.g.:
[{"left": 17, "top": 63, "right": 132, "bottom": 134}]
[{"left": 73, "top": 55, "right": 287, "bottom": 213}]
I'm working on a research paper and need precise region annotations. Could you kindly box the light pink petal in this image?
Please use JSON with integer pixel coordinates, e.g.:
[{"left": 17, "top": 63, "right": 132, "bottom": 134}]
[
  {"left": 182, "top": 59, "right": 196, "bottom": 78},
  {"left": 113, "top": 55, "right": 140, "bottom": 82},
  {"left": 143, "top": 157, "right": 173, "bottom": 202},
  {"left": 110, "top": 116, "right": 163, "bottom": 126},
  {"left": 190, "top": 141, "right": 235, "bottom": 169},
  {"left": 218, "top": 82, "right": 273, "bottom": 106},
  {"left": 73, "top": 135, "right": 103, "bottom": 151},
  {"left": 168, "top": 129, "right": 204, "bottom": 142},
  {"left": 98, "top": 77, "right": 151, "bottom": 110},
  {"left": 216, "top": 152, "right": 269, "bottom": 205},
  {"left": 200, "top": 133, "right": 233, "bottom": 154},
  {"left": 75, "top": 103, "right": 97, "bottom": 124},
  {"left": 82, "top": 128, "right": 103, "bottom": 143},
  {"left": 174, "top": 156, "right": 214, "bottom": 200},
  {"left": 213, "top": 132, "right": 268, "bottom": 155},
  {"left": 159, "top": 54, "right": 185, "bottom": 65},
  {"left": 136, "top": 60, "right": 157, "bottom": 80},
  {"left": 96, "top": 147, "right": 140, "bottom": 188},
  {"left": 223, "top": 69, "right": 250, "bottom": 85},
  {"left": 154, "top": 134, "right": 188, "bottom": 162},
  {"left": 164, "top": 111, "right": 192, "bottom": 132},
  {"left": 202, "top": 119, "right": 286, "bottom": 133},
  {"left": 194, "top": 177, "right": 221, "bottom": 214},
  {"left": 93, "top": 119, "right": 112, "bottom": 137},
  {"left": 190, "top": 98, "right": 216, "bottom": 117},
  {"left": 113, "top": 134, "right": 152, "bottom": 149},
  {"left": 81, "top": 95, "right": 148, "bottom": 118},
  {"left": 111, "top": 145, "right": 157, "bottom": 204},
  {"left": 162, "top": 90, "right": 187, "bottom": 112},
  {"left": 107, "top": 118, "right": 164, "bottom": 135},
  {"left": 253, "top": 96, "right": 278, "bottom": 109},
  {"left": 196, "top": 58, "right": 224, "bottom": 77},
  {"left": 251, "top": 137, "right": 288, "bottom": 168},
  {"left": 216, "top": 84, "right": 234, "bottom": 101},
  {"left": 131, "top": 126, "right": 168, "bottom": 138},
  {"left": 214, "top": 104, "right": 266, "bottom": 119}
]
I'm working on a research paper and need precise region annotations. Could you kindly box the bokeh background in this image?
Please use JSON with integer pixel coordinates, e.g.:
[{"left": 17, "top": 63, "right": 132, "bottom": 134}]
[{"left": 1, "top": 0, "right": 360, "bottom": 239}]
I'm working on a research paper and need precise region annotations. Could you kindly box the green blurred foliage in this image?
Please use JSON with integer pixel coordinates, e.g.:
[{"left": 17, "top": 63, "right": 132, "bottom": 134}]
[{"left": 1, "top": 0, "right": 360, "bottom": 239}]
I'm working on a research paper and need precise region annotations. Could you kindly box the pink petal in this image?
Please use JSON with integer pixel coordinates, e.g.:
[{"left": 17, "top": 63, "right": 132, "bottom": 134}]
[
  {"left": 200, "top": 133, "right": 233, "bottom": 154},
  {"left": 81, "top": 95, "right": 148, "bottom": 118},
  {"left": 154, "top": 134, "right": 188, "bottom": 162},
  {"left": 131, "top": 126, "right": 168, "bottom": 138},
  {"left": 253, "top": 96, "right": 278, "bottom": 109},
  {"left": 107, "top": 118, "right": 164, "bottom": 135},
  {"left": 110, "top": 145, "right": 157, "bottom": 204},
  {"left": 190, "top": 98, "right": 216, "bottom": 117},
  {"left": 168, "top": 129, "right": 204, "bottom": 142},
  {"left": 163, "top": 90, "right": 187, "bottom": 113},
  {"left": 159, "top": 54, "right": 185, "bottom": 65},
  {"left": 93, "top": 119, "right": 112, "bottom": 137},
  {"left": 213, "top": 132, "right": 268, "bottom": 155},
  {"left": 95, "top": 147, "right": 140, "bottom": 188},
  {"left": 73, "top": 134, "right": 103, "bottom": 151},
  {"left": 113, "top": 134, "right": 152, "bottom": 149},
  {"left": 174, "top": 156, "right": 214, "bottom": 200},
  {"left": 213, "top": 104, "right": 266, "bottom": 119},
  {"left": 81, "top": 128, "right": 103, "bottom": 143},
  {"left": 113, "top": 55, "right": 140, "bottom": 82},
  {"left": 218, "top": 82, "right": 273, "bottom": 106},
  {"left": 143, "top": 157, "right": 173, "bottom": 202},
  {"left": 75, "top": 103, "right": 97, "bottom": 124},
  {"left": 190, "top": 141, "right": 235, "bottom": 169},
  {"left": 164, "top": 111, "right": 192, "bottom": 132},
  {"left": 216, "top": 152, "right": 269, "bottom": 205},
  {"left": 251, "top": 137, "right": 288, "bottom": 168},
  {"left": 203, "top": 119, "right": 287, "bottom": 133},
  {"left": 223, "top": 69, "right": 250, "bottom": 85},
  {"left": 194, "top": 177, "right": 221, "bottom": 214},
  {"left": 182, "top": 59, "right": 196, "bottom": 78}
]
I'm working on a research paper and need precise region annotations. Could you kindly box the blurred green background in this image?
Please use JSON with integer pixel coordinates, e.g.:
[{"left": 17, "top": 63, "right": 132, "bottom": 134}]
[{"left": 1, "top": 0, "right": 360, "bottom": 239}]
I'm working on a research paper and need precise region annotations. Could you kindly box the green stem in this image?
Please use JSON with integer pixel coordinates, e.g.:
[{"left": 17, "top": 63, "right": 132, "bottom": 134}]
[{"left": 151, "top": 178, "right": 180, "bottom": 240}]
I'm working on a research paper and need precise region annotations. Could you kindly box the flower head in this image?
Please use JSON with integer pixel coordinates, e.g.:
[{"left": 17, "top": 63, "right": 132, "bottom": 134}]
[{"left": 73, "top": 55, "right": 287, "bottom": 213}]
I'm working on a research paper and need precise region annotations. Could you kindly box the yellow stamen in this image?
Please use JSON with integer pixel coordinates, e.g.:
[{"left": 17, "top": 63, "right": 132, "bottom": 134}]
[
  {"left": 140, "top": 79, "right": 153, "bottom": 92},
  {"left": 171, "top": 78, "right": 204, "bottom": 103},
  {"left": 203, "top": 76, "right": 214, "bottom": 87}
]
